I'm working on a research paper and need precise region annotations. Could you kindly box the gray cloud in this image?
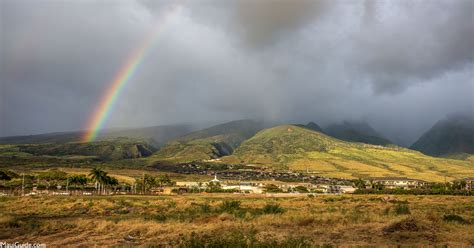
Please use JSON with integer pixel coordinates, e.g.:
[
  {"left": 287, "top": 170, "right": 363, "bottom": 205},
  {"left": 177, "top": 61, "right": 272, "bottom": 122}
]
[
  {"left": 235, "top": 0, "right": 331, "bottom": 48},
  {"left": 1, "top": 0, "right": 472, "bottom": 146}
]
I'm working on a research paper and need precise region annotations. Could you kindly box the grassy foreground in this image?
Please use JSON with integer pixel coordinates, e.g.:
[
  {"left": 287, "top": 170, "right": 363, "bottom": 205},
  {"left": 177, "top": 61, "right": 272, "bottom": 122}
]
[{"left": 0, "top": 195, "right": 473, "bottom": 247}]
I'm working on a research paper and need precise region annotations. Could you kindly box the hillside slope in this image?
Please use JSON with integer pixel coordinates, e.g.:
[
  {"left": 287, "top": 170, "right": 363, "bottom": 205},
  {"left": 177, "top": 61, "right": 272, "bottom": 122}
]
[
  {"left": 1, "top": 138, "right": 156, "bottom": 161},
  {"left": 0, "top": 124, "right": 194, "bottom": 146},
  {"left": 411, "top": 115, "right": 474, "bottom": 156},
  {"left": 222, "top": 125, "right": 474, "bottom": 181},
  {"left": 154, "top": 120, "right": 265, "bottom": 162},
  {"left": 324, "top": 121, "right": 392, "bottom": 146}
]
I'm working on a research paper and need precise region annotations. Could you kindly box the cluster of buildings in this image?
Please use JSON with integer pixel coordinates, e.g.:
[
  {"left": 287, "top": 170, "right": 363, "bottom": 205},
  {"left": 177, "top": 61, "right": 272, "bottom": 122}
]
[
  {"left": 3, "top": 174, "right": 472, "bottom": 197},
  {"left": 364, "top": 177, "right": 474, "bottom": 191},
  {"left": 366, "top": 177, "right": 428, "bottom": 189},
  {"left": 158, "top": 175, "right": 474, "bottom": 195},
  {"left": 159, "top": 174, "right": 356, "bottom": 195}
]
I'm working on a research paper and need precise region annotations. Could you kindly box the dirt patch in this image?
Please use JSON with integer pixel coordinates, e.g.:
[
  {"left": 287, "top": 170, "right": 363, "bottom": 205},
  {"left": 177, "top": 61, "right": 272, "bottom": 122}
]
[
  {"left": 383, "top": 217, "right": 438, "bottom": 243},
  {"left": 383, "top": 217, "right": 422, "bottom": 233}
]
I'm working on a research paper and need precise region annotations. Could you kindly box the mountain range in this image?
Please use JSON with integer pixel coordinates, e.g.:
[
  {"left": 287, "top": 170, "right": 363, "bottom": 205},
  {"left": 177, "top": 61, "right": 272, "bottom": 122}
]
[
  {"left": 0, "top": 115, "right": 472, "bottom": 181},
  {"left": 411, "top": 115, "right": 474, "bottom": 157}
]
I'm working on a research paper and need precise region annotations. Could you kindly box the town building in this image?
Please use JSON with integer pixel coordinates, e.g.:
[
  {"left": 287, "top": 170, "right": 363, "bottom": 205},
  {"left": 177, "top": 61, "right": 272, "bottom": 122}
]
[
  {"left": 462, "top": 178, "right": 474, "bottom": 191},
  {"left": 222, "top": 182, "right": 264, "bottom": 194},
  {"left": 320, "top": 185, "right": 356, "bottom": 194},
  {"left": 368, "top": 177, "right": 427, "bottom": 189}
]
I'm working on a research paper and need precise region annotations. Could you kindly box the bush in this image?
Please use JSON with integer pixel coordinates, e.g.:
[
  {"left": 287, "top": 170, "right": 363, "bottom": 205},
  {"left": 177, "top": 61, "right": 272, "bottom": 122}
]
[
  {"left": 443, "top": 214, "right": 469, "bottom": 224},
  {"left": 262, "top": 203, "right": 285, "bottom": 214},
  {"left": 200, "top": 203, "right": 211, "bottom": 214},
  {"left": 220, "top": 200, "right": 241, "bottom": 213},
  {"left": 265, "top": 184, "right": 283, "bottom": 193},
  {"left": 394, "top": 203, "right": 410, "bottom": 215},
  {"left": 294, "top": 186, "right": 309, "bottom": 193}
]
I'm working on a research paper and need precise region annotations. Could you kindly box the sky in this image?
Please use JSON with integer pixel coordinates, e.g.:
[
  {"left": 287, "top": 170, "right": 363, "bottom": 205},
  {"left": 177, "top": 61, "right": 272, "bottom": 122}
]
[{"left": 1, "top": 0, "right": 473, "bottom": 146}]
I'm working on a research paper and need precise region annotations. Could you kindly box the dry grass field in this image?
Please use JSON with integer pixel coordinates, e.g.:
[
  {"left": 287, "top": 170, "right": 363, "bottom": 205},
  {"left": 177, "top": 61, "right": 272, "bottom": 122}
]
[{"left": 1, "top": 194, "right": 473, "bottom": 247}]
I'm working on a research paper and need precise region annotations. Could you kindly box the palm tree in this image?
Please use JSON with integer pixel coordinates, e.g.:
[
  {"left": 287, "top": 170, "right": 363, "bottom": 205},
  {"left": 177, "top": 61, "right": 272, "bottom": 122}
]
[
  {"left": 104, "top": 176, "right": 119, "bottom": 193},
  {"left": 89, "top": 168, "right": 107, "bottom": 195},
  {"left": 67, "top": 175, "right": 88, "bottom": 194}
]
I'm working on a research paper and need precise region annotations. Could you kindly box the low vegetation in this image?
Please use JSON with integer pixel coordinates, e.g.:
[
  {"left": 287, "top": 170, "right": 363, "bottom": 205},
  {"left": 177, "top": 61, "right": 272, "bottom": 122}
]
[{"left": 0, "top": 195, "right": 472, "bottom": 247}]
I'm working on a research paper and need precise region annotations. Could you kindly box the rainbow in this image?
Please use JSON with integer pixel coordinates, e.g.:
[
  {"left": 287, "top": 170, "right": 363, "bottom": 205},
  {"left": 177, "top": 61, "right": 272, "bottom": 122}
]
[{"left": 82, "top": 3, "right": 182, "bottom": 142}]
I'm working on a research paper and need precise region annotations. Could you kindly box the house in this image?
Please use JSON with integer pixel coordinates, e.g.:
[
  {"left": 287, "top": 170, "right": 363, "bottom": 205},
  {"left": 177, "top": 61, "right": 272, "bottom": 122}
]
[
  {"left": 278, "top": 182, "right": 315, "bottom": 192},
  {"left": 176, "top": 181, "right": 202, "bottom": 188},
  {"left": 319, "top": 185, "right": 355, "bottom": 194},
  {"left": 222, "top": 182, "right": 264, "bottom": 194},
  {"left": 339, "top": 185, "right": 356, "bottom": 194},
  {"left": 369, "top": 177, "right": 426, "bottom": 189},
  {"left": 462, "top": 178, "right": 474, "bottom": 191}
]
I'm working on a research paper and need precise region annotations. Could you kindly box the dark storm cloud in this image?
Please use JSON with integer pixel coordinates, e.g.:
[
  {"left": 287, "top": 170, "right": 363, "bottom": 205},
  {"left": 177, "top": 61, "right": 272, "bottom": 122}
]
[
  {"left": 352, "top": 0, "right": 474, "bottom": 94},
  {"left": 1, "top": 0, "right": 473, "bottom": 146},
  {"left": 235, "top": 0, "right": 331, "bottom": 48}
]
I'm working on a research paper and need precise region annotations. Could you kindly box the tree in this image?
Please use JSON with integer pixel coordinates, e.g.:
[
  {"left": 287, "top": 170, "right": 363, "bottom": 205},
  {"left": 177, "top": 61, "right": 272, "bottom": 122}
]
[
  {"left": 38, "top": 169, "right": 67, "bottom": 188},
  {"left": 157, "top": 174, "right": 172, "bottom": 188},
  {"left": 265, "top": 184, "right": 283, "bottom": 193},
  {"left": 452, "top": 180, "right": 467, "bottom": 190},
  {"left": 0, "top": 171, "right": 11, "bottom": 181},
  {"left": 3, "top": 170, "right": 19, "bottom": 179},
  {"left": 206, "top": 181, "right": 222, "bottom": 193},
  {"left": 104, "top": 176, "right": 119, "bottom": 192},
  {"left": 89, "top": 168, "right": 107, "bottom": 195},
  {"left": 368, "top": 180, "right": 384, "bottom": 190},
  {"left": 293, "top": 186, "right": 309, "bottom": 193},
  {"left": 0, "top": 171, "right": 11, "bottom": 187},
  {"left": 67, "top": 175, "right": 88, "bottom": 190},
  {"left": 353, "top": 178, "right": 367, "bottom": 189}
]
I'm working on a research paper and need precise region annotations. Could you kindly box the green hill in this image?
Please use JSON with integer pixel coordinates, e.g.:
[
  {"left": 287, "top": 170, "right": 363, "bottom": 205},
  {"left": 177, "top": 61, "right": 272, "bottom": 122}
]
[
  {"left": 324, "top": 121, "right": 392, "bottom": 146},
  {"left": 1, "top": 138, "right": 156, "bottom": 161},
  {"left": 0, "top": 124, "right": 195, "bottom": 147},
  {"left": 411, "top": 115, "right": 474, "bottom": 156},
  {"left": 221, "top": 125, "right": 474, "bottom": 182},
  {"left": 154, "top": 120, "right": 265, "bottom": 162}
]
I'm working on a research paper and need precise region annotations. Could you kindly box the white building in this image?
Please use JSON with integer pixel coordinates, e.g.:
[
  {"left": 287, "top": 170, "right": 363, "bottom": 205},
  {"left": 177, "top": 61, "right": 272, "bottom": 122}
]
[
  {"left": 222, "top": 182, "right": 264, "bottom": 194},
  {"left": 369, "top": 177, "right": 427, "bottom": 189}
]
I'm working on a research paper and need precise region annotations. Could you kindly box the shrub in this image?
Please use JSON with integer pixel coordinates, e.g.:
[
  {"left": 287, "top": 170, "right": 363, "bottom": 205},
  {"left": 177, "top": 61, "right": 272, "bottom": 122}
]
[
  {"left": 265, "top": 184, "right": 283, "bottom": 193},
  {"left": 294, "top": 186, "right": 309, "bottom": 193},
  {"left": 443, "top": 214, "right": 469, "bottom": 224},
  {"left": 199, "top": 203, "right": 211, "bottom": 214},
  {"left": 220, "top": 200, "right": 241, "bottom": 213},
  {"left": 144, "top": 214, "right": 167, "bottom": 222},
  {"left": 394, "top": 203, "right": 410, "bottom": 215},
  {"left": 262, "top": 203, "right": 285, "bottom": 214}
]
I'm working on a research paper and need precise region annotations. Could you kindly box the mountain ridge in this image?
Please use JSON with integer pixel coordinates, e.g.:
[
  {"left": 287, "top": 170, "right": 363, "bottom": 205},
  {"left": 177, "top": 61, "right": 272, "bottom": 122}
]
[{"left": 411, "top": 115, "right": 474, "bottom": 156}]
